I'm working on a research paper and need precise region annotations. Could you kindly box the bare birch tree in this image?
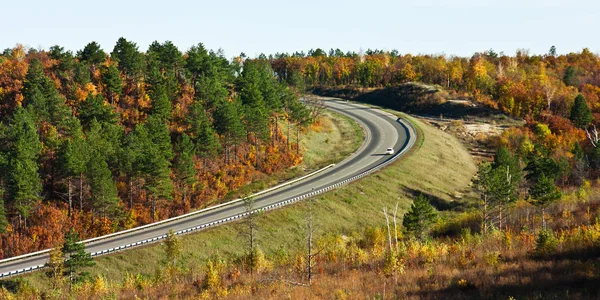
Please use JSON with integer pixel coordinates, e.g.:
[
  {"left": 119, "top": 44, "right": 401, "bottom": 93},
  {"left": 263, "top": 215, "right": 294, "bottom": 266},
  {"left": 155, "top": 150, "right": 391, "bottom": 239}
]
[
  {"left": 241, "top": 196, "right": 259, "bottom": 276},
  {"left": 303, "top": 197, "right": 320, "bottom": 285},
  {"left": 586, "top": 125, "right": 599, "bottom": 148}
]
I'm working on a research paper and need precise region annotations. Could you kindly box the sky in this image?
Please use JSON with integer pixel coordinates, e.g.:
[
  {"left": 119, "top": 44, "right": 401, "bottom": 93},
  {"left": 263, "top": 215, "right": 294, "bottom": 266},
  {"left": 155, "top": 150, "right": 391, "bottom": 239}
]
[{"left": 2, "top": 0, "right": 599, "bottom": 59}]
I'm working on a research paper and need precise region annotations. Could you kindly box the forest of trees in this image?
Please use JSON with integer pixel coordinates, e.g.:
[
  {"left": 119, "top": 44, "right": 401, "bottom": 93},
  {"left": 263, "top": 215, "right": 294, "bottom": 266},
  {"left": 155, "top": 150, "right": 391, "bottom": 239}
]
[
  {"left": 265, "top": 47, "right": 600, "bottom": 204},
  {"left": 3, "top": 41, "right": 600, "bottom": 269},
  {"left": 267, "top": 47, "right": 599, "bottom": 119},
  {"left": 3, "top": 44, "right": 600, "bottom": 298},
  {"left": 0, "top": 40, "right": 310, "bottom": 259}
]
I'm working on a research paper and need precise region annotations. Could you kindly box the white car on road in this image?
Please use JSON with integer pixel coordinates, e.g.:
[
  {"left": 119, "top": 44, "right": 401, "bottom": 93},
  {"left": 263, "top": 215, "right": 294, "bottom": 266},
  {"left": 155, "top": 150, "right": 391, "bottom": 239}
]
[{"left": 385, "top": 148, "right": 394, "bottom": 155}]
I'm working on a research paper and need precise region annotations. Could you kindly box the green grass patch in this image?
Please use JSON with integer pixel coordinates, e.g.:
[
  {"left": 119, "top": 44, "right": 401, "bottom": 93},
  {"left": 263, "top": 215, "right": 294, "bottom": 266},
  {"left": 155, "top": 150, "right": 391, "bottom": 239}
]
[
  {"left": 223, "top": 110, "right": 364, "bottom": 200},
  {"left": 21, "top": 108, "right": 476, "bottom": 290},
  {"left": 300, "top": 110, "right": 365, "bottom": 168}
]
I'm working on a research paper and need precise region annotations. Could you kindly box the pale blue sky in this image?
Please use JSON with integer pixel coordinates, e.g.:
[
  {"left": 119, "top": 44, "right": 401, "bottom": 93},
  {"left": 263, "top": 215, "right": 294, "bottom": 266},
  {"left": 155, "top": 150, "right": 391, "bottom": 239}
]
[{"left": 2, "top": 0, "right": 598, "bottom": 59}]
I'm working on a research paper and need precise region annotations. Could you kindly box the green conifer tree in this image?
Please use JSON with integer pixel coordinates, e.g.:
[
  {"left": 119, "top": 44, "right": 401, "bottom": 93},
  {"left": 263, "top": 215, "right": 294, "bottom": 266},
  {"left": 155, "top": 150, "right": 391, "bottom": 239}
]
[
  {"left": 173, "top": 134, "right": 197, "bottom": 207},
  {"left": 402, "top": 194, "right": 437, "bottom": 240},
  {"left": 78, "top": 41, "right": 107, "bottom": 66},
  {"left": 149, "top": 83, "right": 171, "bottom": 121},
  {"left": 529, "top": 173, "right": 561, "bottom": 229},
  {"left": 569, "top": 94, "right": 592, "bottom": 129},
  {"left": 563, "top": 66, "right": 578, "bottom": 87},
  {"left": 78, "top": 93, "right": 117, "bottom": 128},
  {"left": 214, "top": 99, "right": 245, "bottom": 164},
  {"left": 62, "top": 230, "right": 95, "bottom": 290},
  {"left": 187, "top": 102, "right": 220, "bottom": 160},
  {"left": 86, "top": 150, "right": 120, "bottom": 219},
  {"left": 101, "top": 64, "right": 123, "bottom": 104},
  {"left": 111, "top": 37, "right": 144, "bottom": 80},
  {"left": 143, "top": 116, "right": 173, "bottom": 220},
  {"left": 5, "top": 107, "right": 42, "bottom": 226},
  {"left": 57, "top": 118, "right": 88, "bottom": 216}
]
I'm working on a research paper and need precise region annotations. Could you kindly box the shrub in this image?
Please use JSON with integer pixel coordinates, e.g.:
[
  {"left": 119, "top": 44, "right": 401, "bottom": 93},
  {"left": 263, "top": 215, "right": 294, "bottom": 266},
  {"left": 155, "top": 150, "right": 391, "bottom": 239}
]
[
  {"left": 345, "top": 242, "right": 369, "bottom": 268},
  {"left": 317, "top": 233, "right": 347, "bottom": 263},
  {"left": 334, "top": 289, "right": 348, "bottom": 300},
  {"left": 383, "top": 251, "right": 405, "bottom": 277},
  {"left": 534, "top": 229, "right": 558, "bottom": 257},
  {"left": 202, "top": 259, "right": 221, "bottom": 291},
  {"left": 0, "top": 287, "right": 15, "bottom": 300},
  {"left": 484, "top": 251, "right": 502, "bottom": 269},
  {"left": 362, "top": 226, "right": 385, "bottom": 256}
]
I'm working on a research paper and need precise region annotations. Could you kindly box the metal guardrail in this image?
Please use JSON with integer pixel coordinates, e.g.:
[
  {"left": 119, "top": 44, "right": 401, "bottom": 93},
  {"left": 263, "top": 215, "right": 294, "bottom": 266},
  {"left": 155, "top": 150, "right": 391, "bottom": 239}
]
[{"left": 0, "top": 116, "right": 416, "bottom": 280}]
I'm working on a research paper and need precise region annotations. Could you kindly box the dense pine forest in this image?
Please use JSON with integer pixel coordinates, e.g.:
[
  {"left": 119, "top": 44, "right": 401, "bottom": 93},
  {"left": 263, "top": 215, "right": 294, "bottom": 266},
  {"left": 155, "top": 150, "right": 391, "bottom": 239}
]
[{"left": 0, "top": 40, "right": 310, "bottom": 259}]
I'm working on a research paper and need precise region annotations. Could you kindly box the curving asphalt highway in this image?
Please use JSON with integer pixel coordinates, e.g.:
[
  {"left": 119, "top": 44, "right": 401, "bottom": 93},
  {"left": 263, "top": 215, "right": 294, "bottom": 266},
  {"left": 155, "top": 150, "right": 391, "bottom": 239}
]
[{"left": 0, "top": 99, "right": 413, "bottom": 278}]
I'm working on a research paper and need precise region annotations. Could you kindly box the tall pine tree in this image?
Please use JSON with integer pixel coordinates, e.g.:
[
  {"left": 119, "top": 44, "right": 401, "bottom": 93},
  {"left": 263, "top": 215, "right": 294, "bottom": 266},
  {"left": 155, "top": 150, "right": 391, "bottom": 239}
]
[
  {"left": 569, "top": 94, "right": 592, "bottom": 129},
  {"left": 85, "top": 119, "right": 123, "bottom": 217},
  {"left": 111, "top": 37, "right": 144, "bottom": 80},
  {"left": 149, "top": 81, "right": 171, "bottom": 121},
  {"left": 146, "top": 41, "right": 183, "bottom": 101},
  {"left": 101, "top": 64, "right": 123, "bottom": 104},
  {"left": 57, "top": 118, "right": 88, "bottom": 216},
  {"left": 186, "top": 102, "right": 220, "bottom": 160},
  {"left": 78, "top": 93, "right": 118, "bottom": 129},
  {"left": 22, "top": 59, "right": 71, "bottom": 125},
  {"left": 144, "top": 116, "right": 173, "bottom": 221},
  {"left": 402, "top": 194, "right": 438, "bottom": 240},
  {"left": 529, "top": 173, "right": 561, "bottom": 229},
  {"left": 77, "top": 41, "right": 106, "bottom": 66},
  {"left": 214, "top": 99, "right": 245, "bottom": 164},
  {"left": 62, "top": 230, "right": 95, "bottom": 290},
  {"left": 5, "top": 107, "right": 43, "bottom": 226},
  {"left": 86, "top": 149, "right": 120, "bottom": 219},
  {"left": 119, "top": 124, "right": 148, "bottom": 209},
  {"left": 173, "top": 133, "right": 197, "bottom": 207}
]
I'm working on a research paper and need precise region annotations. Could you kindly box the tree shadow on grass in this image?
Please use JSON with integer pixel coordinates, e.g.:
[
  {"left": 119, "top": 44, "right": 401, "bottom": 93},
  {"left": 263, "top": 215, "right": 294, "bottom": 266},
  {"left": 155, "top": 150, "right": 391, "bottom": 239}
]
[
  {"left": 312, "top": 85, "right": 513, "bottom": 122},
  {"left": 0, "top": 277, "right": 26, "bottom": 293},
  {"left": 406, "top": 259, "right": 600, "bottom": 299},
  {"left": 401, "top": 187, "right": 460, "bottom": 211}
]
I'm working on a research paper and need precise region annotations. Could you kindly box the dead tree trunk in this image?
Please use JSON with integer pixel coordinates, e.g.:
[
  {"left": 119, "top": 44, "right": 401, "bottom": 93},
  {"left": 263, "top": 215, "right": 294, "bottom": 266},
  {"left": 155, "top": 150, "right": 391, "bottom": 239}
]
[
  {"left": 306, "top": 201, "right": 315, "bottom": 285},
  {"left": 393, "top": 203, "right": 399, "bottom": 254},
  {"left": 296, "top": 126, "right": 301, "bottom": 155},
  {"left": 151, "top": 195, "right": 156, "bottom": 222},
  {"left": 287, "top": 117, "right": 290, "bottom": 150},
  {"left": 303, "top": 197, "right": 319, "bottom": 285},
  {"left": 128, "top": 177, "right": 134, "bottom": 210},
  {"left": 482, "top": 193, "right": 488, "bottom": 235},
  {"left": 79, "top": 173, "right": 84, "bottom": 211},
  {"left": 586, "top": 125, "right": 599, "bottom": 148},
  {"left": 67, "top": 176, "right": 73, "bottom": 217},
  {"left": 383, "top": 207, "right": 393, "bottom": 251},
  {"left": 243, "top": 197, "right": 258, "bottom": 276},
  {"left": 542, "top": 206, "right": 546, "bottom": 230}
]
